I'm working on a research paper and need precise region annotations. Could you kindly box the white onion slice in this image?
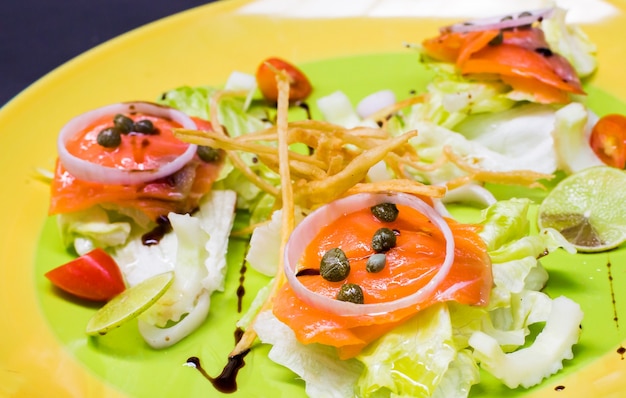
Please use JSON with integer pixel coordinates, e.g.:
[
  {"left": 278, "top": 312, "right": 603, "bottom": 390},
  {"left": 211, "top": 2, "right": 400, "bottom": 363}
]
[
  {"left": 441, "top": 7, "right": 554, "bottom": 34},
  {"left": 57, "top": 101, "right": 198, "bottom": 185},
  {"left": 283, "top": 192, "right": 455, "bottom": 317}
]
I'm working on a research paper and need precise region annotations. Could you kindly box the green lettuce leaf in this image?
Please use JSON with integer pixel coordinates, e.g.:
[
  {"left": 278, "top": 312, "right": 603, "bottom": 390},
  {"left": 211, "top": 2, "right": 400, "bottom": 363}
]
[
  {"left": 542, "top": 7, "right": 598, "bottom": 78},
  {"left": 356, "top": 303, "right": 459, "bottom": 398}
]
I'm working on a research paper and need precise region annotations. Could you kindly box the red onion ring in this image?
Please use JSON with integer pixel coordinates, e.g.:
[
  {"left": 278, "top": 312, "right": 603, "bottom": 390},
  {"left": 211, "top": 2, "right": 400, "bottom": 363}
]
[
  {"left": 283, "top": 192, "right": 455, "bottom": 317},
  {"left": 57, "top": 101, "right": 197, "bottom": 185},
  {"left": 441, "top": 7, "right": 554, "bottom": 34}
]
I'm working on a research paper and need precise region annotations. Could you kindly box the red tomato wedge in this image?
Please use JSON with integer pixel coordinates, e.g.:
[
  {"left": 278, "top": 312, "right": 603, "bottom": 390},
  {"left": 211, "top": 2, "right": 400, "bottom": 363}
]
[
  {"left": 45, "top": 248, "right": 126, "bottom": 301},
  {"left": 589, "top": 114, "right": 626, "bottom": 169},
  {"left": 421, "top": 27, "right": 584, "bottom": 104},
  {"left": 256, "top": 57, "right": 312, "bottom": 103},
  {"left": 273, "top": 203, "right": 492, "bottom": 359},
  {"left": 49, "top": 111, "right": 222, "bottom": 225}
]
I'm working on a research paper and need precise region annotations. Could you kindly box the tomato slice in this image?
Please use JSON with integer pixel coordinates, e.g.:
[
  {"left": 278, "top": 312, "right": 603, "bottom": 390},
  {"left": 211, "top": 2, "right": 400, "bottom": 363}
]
[
  {"left": 256, "top": 57, "right": 312, "bottom": 103},
  {"left": 45, "top": 248, "right": 126, "bottom": 301},
  {"left": 590, "top": 114, "right": 626, "bottom": 169}
]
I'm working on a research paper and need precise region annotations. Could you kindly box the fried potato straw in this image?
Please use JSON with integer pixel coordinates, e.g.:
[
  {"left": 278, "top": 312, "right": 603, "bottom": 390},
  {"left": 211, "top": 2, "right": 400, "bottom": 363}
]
[{"left": 173, "top": 72, "right": 554, "bottom": 357}]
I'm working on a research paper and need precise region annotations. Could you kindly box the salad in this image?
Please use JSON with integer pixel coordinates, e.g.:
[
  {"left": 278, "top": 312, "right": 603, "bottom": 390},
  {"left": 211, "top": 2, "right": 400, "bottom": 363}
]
[{"left": 41, "top": 4, "right": 620, "bottom": 397}]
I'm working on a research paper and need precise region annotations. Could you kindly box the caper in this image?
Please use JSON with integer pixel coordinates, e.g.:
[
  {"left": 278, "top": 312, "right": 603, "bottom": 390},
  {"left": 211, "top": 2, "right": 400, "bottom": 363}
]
[
  {"left": 366, "top": 253, "right": 386, "bottom": 273},
  {"left": 372, "top": 227, "right": 396, "bottom": 253},
  {"left": 113, "top": 114, "right": 134, "bottom": 134},
  {"left": 371, "top": 202, "right": 399, "bottom": 222},
  {"left": 488, "top": 31, "right": 504, "bottom": 46},
  {"left": 133, "top": 119, "right": 156, "bottom": 134},
  {"left": 336, "top": 283, "right": 364, "bottom": 304},
  {"left": 320, "top": 248, "right": 350, "bottom": 282},
  {"left": 97, "top": 127, "right": 121, "bottom": 148},
  {"left": 197, "top": 145, "right": 220, "bottom": 163}
]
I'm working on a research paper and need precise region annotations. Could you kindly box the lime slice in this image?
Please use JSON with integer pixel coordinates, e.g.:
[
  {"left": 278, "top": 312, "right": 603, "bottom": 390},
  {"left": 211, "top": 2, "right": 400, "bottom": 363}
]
[
  {"left": 538, "top": 166, "right": 626, "bottom": 252},
  {"left": 86, "top": 271, "right": 174, "bottom": 335}
]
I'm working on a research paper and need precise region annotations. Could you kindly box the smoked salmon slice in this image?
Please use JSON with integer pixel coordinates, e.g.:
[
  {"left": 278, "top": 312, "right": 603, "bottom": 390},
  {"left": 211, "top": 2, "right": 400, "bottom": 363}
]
[
  {"left": 272, "top": 204, "right": 492, "bottom": 359},
  {"left": 421, "top": 26, "right": 584, "bottom": 104}
]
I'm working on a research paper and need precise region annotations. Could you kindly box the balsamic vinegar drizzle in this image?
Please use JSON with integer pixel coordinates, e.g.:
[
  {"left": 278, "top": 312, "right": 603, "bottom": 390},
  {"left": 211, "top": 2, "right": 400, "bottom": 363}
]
[
  {"left": 186, "top": 326, "right": 251, "bottom": 393},
  {"left": 237, "top": 260, "right": 247, "bottom": 313},
  {"left": 187, "top": 246, "right": 252, "bottom": 393},
  {"left": 141, "top": 215, "right": 172, "bottom": 245},
  {"left": 186, "top": 350, "right": 250, "bottom": 394},
  {"left": 606, "top": 258, "right": 625, "bottom": 360}
]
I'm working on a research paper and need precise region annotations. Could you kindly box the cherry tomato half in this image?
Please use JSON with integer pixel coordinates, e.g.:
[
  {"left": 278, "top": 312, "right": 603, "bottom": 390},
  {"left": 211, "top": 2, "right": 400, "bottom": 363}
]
[
  {"left": 45, "top": 248, "right": 126, "bottom": 301},
  {"left": 256, "top": 57, "right": 312, "bottom": 103},
  {"left": 590, "top": 114, "right": 626, "bottom": 169}
]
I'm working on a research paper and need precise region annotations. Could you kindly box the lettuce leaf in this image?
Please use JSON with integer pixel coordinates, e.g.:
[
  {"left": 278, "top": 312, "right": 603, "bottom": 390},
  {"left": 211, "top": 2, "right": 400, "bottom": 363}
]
[
  {"left": 356, "top": 303, "right": 460, "bottom": 398},
  {"left": 542, "top": 7, "right": 598, "bottom": 78},
  {"left": 112, "top": 190, "right": 237, "bottom": 348}
]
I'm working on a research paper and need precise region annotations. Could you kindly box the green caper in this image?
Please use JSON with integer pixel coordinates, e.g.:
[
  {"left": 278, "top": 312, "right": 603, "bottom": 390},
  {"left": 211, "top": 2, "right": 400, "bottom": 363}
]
[
  {"left": 336, "top": 283, "right": 364, "bottom": 304},
  {"left": 133, "top": 119, "right": 156, "bottom": 134},
  {"left": 372, "top": 227, "right": 396, "bottom": 253},
  {"left": 197, "top": 146, "right": 220, "bottom": 163},
  {"left": 320, "top": 248, "right": 350, "bottom": 282},
  {"left": 113, "top": 114, "right": 134, "bottom": 134},
  {"left": 370, "top": 202, "right": 399, "bottom": 222},
  {"left": 366, "top": 253, "right": 386, "bottom": 273},
  {"left": 97, "top": 127, "right": 121, "bottom": 148}
]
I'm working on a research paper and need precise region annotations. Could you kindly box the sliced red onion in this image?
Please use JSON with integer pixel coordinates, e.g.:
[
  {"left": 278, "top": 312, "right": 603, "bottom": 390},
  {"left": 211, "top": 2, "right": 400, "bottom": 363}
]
[
  {"left": 57, "top": 101, "right": 197, "bottom": 185},
  {"left": 441, "top": 7, "right": 555, "bottom": 34},
  {"left": 283, "top": 192, "right": 455, "bottom": 317}
]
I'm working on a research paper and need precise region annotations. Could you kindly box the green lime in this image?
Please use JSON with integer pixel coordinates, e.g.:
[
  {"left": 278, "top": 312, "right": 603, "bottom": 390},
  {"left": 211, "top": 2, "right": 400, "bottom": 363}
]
[
  {"left": 538, "top": 166, "right": 626, "bottom": 252},
  {"left": 86, "top": 271, "right": 174, "bottom": 335}
]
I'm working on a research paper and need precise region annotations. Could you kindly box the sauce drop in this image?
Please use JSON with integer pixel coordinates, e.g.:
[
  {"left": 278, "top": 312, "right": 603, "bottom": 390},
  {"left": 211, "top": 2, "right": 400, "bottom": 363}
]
[{"left": 554, "top": 385, "right": 565, "bottom": 391}]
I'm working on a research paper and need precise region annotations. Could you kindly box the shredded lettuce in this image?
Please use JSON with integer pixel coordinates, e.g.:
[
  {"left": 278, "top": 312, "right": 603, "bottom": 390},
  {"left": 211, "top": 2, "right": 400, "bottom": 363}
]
[
  {"left": 469, "top": 296, "right": 583, "bottom": 389},
  {"left": 253, "top": 198, "right": 582, "bottom": 397},
  {"left": 254, "top": 310, "right": 364, "bottom": 398},
  {"left": 551, "top": 102, "right": 604, "bottom": 173},
  {"left": 356, "top": 303, "right": 462, "bottom": 398},
  {"left": 542, "top": 7, "right": 598, "bottom": 78},
  {"left": 112, "top": 190, "right": 237, "bottom": 348},
  {"left": 57, "top": 207, "right": 131, "bottom": 255},
  {"left": 406, "top": 72, "right": 515, "bottom": 130}
]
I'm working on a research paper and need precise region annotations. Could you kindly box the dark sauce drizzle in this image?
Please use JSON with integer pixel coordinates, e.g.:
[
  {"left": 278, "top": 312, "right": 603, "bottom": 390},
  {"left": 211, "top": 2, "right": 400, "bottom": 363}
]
[
  {"left": 186, "top": 327, "right": 250, "bottom": 393},
  {"left": 186, "top": 350, "right": 250, "bottom": 394},
  {"left": 237, "top": 261, "right": 247, "bottom": 313},
  {"left": 141, "top": 215, "right": 172, "bottom": 246},
  {"left": 606, "top": 259, "right": 625, "bottom": 360},
  {"left": 554, "top": 385, "right": 565, "bottom": 391}
]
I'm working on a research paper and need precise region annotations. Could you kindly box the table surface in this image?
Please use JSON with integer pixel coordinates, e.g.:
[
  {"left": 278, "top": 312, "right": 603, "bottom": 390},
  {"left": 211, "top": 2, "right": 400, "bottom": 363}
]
[{"left": 0, "top": 0, "right": 217, "bottom": 107}]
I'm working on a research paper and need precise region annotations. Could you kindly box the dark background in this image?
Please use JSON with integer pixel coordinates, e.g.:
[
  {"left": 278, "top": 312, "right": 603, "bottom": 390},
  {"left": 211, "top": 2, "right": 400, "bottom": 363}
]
[{"left": 0, "top": 0, "right": 218, "bottom": 107}]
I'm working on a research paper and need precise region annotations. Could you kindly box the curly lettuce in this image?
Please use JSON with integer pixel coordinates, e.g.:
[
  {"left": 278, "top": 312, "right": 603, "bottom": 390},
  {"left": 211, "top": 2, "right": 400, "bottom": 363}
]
[{"left": 253, "top": 198, "right": 582, "bottom": 397}]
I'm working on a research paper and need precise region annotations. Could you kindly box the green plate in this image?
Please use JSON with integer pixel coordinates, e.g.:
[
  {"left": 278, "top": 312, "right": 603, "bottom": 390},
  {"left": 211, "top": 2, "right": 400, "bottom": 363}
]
[{"left": 2, "top": 0, "right": 626, "bottom": 396}]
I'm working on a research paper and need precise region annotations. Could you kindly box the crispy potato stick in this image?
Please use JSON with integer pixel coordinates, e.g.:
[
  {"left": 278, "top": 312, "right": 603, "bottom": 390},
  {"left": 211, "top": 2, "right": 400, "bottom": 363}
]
[
  {"left": 366, "top": 94, "right": 425, "bottom": 124},
  {"left": 293, "top": 130, "right": 418, "bottom": 208},
  {"left": 345, "top": 179, "right": 446, "bottom": 198},
  {"left": 443, "top": 145, "right": 554, "bottom": 188},
  {"left": 230, "top": 70, "right": 293, "bottom": 357}
]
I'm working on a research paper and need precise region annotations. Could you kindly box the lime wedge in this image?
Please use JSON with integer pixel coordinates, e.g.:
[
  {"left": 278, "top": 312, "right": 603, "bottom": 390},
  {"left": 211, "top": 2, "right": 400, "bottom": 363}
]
[
  {"left": 538, "top": 166, "right": 626, "bottom": 252},
  {"left": 86, "top": 271, "right": 174, "bottom": 336}
]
